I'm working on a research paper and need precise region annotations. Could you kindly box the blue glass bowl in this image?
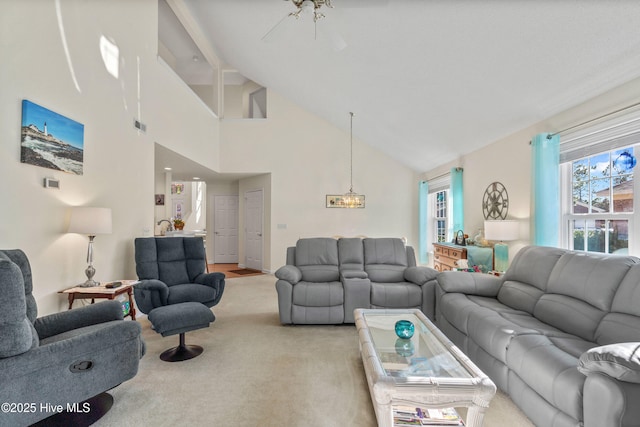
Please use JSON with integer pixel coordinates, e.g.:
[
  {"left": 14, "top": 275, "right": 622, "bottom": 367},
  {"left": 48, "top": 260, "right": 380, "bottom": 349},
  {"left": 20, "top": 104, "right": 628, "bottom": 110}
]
[
  {"left": 395, "top": 338, "right": 415, "bottom": 357},
  {"left": 394, "top": 319, "right": 415, "bottom": 339}
]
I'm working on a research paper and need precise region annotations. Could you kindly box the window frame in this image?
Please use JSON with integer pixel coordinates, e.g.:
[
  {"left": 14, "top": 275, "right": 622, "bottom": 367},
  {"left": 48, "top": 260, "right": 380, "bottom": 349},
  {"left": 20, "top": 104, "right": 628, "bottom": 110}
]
[
  {"left": 560, "top": 144, "right": 638, "bottom": 255},
  {"left": 433, "top": 189, "right": 449, "bottom": 244}
]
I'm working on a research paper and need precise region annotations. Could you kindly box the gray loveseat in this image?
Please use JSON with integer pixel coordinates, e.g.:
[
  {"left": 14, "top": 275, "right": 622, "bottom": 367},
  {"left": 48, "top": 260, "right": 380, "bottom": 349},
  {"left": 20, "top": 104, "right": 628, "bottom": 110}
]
[
  {"left": 275, "top": 237, "right": 438, "bottom": 324},
  {"left": 435, "top": 245, "right": 640, "bottom": 427}
]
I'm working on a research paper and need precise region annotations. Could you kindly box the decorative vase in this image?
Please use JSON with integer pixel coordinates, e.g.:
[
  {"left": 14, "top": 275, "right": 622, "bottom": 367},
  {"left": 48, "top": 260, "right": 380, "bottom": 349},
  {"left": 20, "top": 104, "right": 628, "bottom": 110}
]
[
  {"left": 394, "top": 320, "right": 415, "bottom": 339},
  {"left": 174, "top": 224, "right": 184, "bottom": 230},
  {"left": 474, "top": 229, "right": 487, "bottom": 247}
]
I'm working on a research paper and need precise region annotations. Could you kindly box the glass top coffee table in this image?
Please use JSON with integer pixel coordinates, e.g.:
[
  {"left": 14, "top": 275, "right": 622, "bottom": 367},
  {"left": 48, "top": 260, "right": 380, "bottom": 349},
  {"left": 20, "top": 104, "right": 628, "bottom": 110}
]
[{"left": 354, "top": 309, "right": 496, "bottom": 427}]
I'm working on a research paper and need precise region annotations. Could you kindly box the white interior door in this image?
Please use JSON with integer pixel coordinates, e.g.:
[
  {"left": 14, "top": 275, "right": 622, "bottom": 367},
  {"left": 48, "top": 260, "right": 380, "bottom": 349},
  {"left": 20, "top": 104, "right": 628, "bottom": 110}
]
[
  {"left": 213, "top": 195, "right": 239, "bottom": 263},
  {"left": 245, "top": 189, "right": 263, "bottom": 271}
]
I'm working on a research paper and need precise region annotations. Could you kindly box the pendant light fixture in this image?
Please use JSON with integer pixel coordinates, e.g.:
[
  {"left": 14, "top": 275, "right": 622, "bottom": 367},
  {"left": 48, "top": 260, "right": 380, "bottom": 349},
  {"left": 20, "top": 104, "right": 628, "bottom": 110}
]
[{"left": 342, "top": 112, "right": 365, "bottom": 208}]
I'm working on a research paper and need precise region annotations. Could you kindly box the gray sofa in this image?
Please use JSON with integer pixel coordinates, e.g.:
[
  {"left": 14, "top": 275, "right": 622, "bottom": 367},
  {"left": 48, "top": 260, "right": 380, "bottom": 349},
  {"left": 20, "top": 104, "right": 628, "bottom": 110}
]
[
  {"left": 275, "top": 237, "right": 438, "bottom": 324},
  {"left": 435, "top": 245, "right": 640, "bottom": 427}
]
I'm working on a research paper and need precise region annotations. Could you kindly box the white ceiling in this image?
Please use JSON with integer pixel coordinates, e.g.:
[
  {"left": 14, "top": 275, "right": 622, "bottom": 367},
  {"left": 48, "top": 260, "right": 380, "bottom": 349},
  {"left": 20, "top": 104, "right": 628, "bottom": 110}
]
[{"left": 164, "top": 0, "right": 640, "bottom": 173}]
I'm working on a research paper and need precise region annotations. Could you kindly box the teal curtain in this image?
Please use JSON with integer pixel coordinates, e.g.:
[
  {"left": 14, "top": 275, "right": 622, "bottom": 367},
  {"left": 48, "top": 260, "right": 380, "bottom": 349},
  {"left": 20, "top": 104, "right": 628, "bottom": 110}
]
[
  {"left": 451, "top": 167, "right": 464, "bottom": 236},
  {"left": 531, "top": 133, "right": 560, "bottom": 246},
  {"left": 418, "top": 181, "right": 429, "bottom": 264}
]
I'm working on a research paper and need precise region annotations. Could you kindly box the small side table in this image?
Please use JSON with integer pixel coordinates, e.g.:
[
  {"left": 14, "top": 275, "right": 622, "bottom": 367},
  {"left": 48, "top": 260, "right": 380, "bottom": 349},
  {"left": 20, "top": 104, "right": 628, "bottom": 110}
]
[{"left": 59, "top": 280, "right": 138, "bottom": 320}]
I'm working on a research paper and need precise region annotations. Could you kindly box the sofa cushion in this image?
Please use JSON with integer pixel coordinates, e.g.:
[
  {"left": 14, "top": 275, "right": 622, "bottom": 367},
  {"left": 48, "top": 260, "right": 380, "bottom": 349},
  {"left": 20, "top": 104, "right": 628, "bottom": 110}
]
[
  {"left": 534, "top": 294, "right": 607, "bottom": 342},
  {"left": 295, "top": 238, "right": 339, "bottom": 266},
  {"left": 364, "top": 238, "right": 407, "bottom": 282},
  {"left": 596, "top": 313, "right": 640, "bottom": 345},
  {"left": 295, "top": 238, "right": 339, "bottom": 282},
  {"left": 497, "top": 246, "right": 566, "bottom": 314},
  {"left": 166, "top": 284, "right": 218, "bottom": 305},
  {"left": 497, "top": 281, "right": 545, "bottom": 314},
  {"left": 503, "top": 246, "right": 566, "bottom": 292},
  {"left": 547, "top": 251, "right": 636, "bottom": 311},
  {"left": 507, "top": 334, "right": 597, "bottom": 421},
  {"left": 578, "top": 343, "right": 640, "bottom": 383},
  {"left": 467, "top": 311, "right": 538, "bottom": 363},
  {"left": 370, "top": 282, "right": 421, "bottom": 308},
  {"left": 596, "top": 264, "right": 640, "bottom": 344},
  {"left": 292, "top": 281, "right": 343, "bottom": 307},
  {"left": 531, "top": 252, "right": 637, "bottom": 342},
  {"left": 338, "top": 238, "right": 364, "bottom": 272}
]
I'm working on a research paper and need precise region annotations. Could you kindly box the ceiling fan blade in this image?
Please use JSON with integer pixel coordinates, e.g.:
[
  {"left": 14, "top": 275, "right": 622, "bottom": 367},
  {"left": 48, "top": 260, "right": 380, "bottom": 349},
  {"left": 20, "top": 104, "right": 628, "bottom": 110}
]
[
  {"left": 316, "top": 18, "right": 347, "bottom": 51},
  {"left": 261, "top": 13, "right": 296, "bottom": 43},
  {"left": 334, "top": 0, "right": 389, "bottom": 7}
]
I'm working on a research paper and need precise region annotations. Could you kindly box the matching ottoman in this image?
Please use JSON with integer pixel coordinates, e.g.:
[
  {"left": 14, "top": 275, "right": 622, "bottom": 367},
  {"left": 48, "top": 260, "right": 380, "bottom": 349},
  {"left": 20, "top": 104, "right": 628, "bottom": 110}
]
[{"left": 148, "top": 302, "right": 215, "bottom": 362}]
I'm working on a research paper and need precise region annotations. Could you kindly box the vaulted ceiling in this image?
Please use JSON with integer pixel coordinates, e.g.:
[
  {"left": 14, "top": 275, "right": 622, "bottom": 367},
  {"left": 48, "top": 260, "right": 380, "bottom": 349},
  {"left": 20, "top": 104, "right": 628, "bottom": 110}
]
[{"left": 166, "top": 0, "right": 640, "bottom": 173}]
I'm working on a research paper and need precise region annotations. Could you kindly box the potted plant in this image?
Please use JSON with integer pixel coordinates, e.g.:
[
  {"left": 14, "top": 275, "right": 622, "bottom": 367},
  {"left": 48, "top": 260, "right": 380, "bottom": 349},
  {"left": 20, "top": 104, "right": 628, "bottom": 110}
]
[{"left": 173, "top": 218, "right": 185, "bottom": 230}]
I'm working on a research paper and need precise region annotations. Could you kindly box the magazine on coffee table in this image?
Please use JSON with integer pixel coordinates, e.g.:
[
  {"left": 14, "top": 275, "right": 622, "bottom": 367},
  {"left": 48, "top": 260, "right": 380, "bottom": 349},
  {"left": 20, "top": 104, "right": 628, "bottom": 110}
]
[{"left": 393, "top": 405, "right": 465, "bottom": 426}]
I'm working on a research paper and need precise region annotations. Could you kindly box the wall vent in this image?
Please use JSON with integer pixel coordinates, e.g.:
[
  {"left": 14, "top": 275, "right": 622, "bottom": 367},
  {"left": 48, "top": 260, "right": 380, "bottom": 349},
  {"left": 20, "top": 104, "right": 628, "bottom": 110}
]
[{"left": 134, "top": 119, "right": 147, "bottom": 132}]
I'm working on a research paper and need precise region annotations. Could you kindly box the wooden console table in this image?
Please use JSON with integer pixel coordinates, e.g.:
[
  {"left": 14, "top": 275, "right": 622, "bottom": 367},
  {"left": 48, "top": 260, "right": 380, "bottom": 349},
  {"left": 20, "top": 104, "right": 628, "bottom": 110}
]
[
  {"left": 59, "top": 280, "right": 137, "bottom": 320},
  {"left": 433, "top": 243, "right": 493, "bottom": 272},
  {"left": 433, "top": 243, "right": 467, "bottom": 271}
]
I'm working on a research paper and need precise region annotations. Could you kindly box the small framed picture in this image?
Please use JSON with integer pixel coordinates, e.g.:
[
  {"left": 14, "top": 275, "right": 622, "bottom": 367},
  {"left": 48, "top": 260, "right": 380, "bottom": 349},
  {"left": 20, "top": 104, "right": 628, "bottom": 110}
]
[{"left": 155, "top": 194, "right": 165, "bottom": 206}]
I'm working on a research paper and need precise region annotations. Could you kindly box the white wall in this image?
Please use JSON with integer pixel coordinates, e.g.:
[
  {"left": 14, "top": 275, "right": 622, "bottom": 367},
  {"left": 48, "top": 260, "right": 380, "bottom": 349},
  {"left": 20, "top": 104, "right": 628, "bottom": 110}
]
[
  {"left": 423, "top": 76, "right": 640, "bottom": 263},
  {"left": 221, "top": 91, "right": 419, "bottom": 270},
  {"left": 0, "top": 0, "right": 220, "bottom": 315}
]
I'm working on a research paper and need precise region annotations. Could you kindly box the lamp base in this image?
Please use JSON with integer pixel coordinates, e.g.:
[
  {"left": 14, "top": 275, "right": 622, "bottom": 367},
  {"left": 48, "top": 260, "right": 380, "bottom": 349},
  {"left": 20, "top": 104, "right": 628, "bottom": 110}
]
[
  {"left": 79, "top": 279, "right": 100, "bottom": 287},
  {"left": 494, "top": 242, "right": 509, "bottom": 273},
  {"left": 80, "top": 264, "right": 98, "bottom": 287}
]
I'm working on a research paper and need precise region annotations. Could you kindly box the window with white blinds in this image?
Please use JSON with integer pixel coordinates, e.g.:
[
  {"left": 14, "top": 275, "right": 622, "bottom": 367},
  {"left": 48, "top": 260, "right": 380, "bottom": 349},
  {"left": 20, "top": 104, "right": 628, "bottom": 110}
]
[{"left": 560, "top": 108, "right": 640, "bottom": 255}]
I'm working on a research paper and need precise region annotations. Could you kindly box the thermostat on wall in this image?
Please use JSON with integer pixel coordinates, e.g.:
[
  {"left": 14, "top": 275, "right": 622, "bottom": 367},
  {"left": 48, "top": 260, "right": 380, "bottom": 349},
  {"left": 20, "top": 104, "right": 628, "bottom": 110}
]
[{"left": 44, "top": 178, "right": 60, "bottom": 189}]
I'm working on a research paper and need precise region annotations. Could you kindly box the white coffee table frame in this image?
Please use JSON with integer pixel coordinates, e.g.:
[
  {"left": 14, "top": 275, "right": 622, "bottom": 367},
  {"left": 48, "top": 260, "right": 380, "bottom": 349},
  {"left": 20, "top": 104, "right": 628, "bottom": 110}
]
[{"left": 354, "top": 308, "right": 496, "bottom": 427}]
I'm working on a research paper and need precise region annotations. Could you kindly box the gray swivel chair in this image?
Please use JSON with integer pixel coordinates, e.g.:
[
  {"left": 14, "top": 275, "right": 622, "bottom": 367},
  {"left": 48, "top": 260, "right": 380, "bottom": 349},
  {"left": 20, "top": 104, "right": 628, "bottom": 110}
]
[
  {"left": 134, "top": 237, "right": 224, "bottom": 361},
  {"left": 133, "top": 236, "right": 225, "bottom": 314},
  {"left": 0, "top": 249, "right": 145, "bottom": 427}
]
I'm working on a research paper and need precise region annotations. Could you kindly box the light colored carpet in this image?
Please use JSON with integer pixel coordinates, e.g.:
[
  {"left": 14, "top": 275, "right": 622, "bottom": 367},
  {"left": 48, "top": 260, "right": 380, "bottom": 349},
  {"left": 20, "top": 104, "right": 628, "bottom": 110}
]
[{"left": 96, "top": 274, "right": 534, "bottom": 427}]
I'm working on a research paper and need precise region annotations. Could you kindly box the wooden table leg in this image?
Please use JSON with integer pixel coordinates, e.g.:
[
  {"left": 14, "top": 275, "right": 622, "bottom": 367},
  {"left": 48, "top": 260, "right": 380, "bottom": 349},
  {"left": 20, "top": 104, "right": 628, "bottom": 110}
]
[
  {"left": 67, "top": 294, "right": 75, "bottom": 310},
  {"left": 127, "top": 288, "right": 136, "bottom": 320}
]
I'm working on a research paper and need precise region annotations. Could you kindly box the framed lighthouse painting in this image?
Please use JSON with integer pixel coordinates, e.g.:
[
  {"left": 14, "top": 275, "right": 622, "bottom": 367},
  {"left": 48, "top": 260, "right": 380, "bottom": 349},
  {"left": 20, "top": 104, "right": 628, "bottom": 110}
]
[{"left": 20, "top": 100, "right": 85, "bottom": 175}]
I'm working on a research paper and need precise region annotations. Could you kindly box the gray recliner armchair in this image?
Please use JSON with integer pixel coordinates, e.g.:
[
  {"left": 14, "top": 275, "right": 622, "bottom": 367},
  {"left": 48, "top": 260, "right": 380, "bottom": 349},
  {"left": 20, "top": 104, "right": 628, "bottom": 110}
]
[
  {"left": 133, "top": 237, "right": 225, "bottom": 314},
  {"left": 0, "top": 249, "right": 145, "bottom": 427},
  {"left": 275, "top": 238, "right": 344, "bottom": 324}
]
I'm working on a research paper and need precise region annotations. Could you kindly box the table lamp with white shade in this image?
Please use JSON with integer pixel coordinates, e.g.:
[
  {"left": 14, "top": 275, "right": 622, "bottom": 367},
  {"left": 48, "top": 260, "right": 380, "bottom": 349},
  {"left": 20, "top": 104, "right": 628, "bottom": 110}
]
[
  {"left": 484, "top": 220, "right": 519, "bottom": 273},
  {"left": 68, "top": 207, "right": 112, "bottom": 287}
]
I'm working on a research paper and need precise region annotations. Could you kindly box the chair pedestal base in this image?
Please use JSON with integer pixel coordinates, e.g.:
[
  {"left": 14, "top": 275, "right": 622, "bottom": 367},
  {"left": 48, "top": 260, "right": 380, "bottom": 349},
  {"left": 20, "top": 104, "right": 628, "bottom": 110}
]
[
  {"left": 160, "top": 332, "right": 203, "bottom": 362},
  {"left": 31, "top": 392, "right": 113, "bottom": 427}
]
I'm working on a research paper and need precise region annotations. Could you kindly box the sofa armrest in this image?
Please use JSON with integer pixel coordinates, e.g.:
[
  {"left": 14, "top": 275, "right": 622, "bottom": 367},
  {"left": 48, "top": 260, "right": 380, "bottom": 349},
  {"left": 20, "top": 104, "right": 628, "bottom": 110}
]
[
  {"left": 133, "top": 279, "right": 169, "bottom": 314},
  {"left": 34, "top": 300, "right": 123, "bottom": 340},
  {"left": 275, "top": 265, "right": 302, "bottom": 284},
  {"left": 195, "top": 272, "right": 225, "bottom": 287},
  {"left": 578, "top": 343, "right": 640, "bottom": 383},
  {"left": 194, "top": 272, "right": 226, "bottom": 305},
  {"left": 343, "top": 276, "right": 371, "bottom": 323},
  {"left": 404, "top": 266, "right": 438, "bottom": 285},
  {"left": 341, "top": 270, "right": 368, "bottom": 280},
  {"left": 436, "top": 271, "right": 502, "bottom": 296}
]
